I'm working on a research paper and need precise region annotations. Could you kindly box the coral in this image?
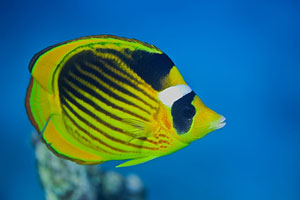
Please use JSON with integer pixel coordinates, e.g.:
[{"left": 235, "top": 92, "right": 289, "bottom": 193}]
[{"left": 32, "top": 134, "right": 146, "bottom": 200}]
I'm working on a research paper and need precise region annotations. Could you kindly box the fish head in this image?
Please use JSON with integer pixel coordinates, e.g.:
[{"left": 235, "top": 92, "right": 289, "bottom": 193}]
[
  {"left": 179, "top": 95, "right": 226, "bottom": 143},
  {"left": 159, "top": 85, "right": 225, "bottom": 144}
]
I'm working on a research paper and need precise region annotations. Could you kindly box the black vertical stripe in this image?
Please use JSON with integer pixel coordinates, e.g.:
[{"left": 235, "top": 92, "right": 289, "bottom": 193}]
[
  {"left": 66, "top": 50, "right": 156, "bottom": 105},
  {"left": 96, "top": 55, "right": 142, "bottom": 84},
  {"left": 60, "top": 71, "right": 149, "bottom": 121},
  {"left": 62, "top": 59, "right": 151, "bottom": 115},
  {"left": 70, "top": 49, "right": 157, "bottom": 103},
  {"left": 60, "top": 86, "right": 134, "bottom": 136},
  {"left": 29, "top": 34, "right": 161, "bottom": 73},
  {"left": 62, "top": 77, "right": 123, "bottom": 121},
  {"left": 83, "top": 54, "right": 146, "bottom": 94},
  {"left": 61, "top": 96, "right": 132, "bottom": 152},
  {"left": 96, "top": 48, "right": 134, "bottom": 69},
  {"left": 61, "top": 96, "right": 157, "bottom": 150},
  {"left": 61, "top": 84, "right": 160, "bottom": 145},
  {"left": 171, "top": 92, "right": 196, "bottom": 134},
  {"left": 62, "top": 107, "right": 129, "bottom": 154},
  {"left": 91, "top": 58, "right": 158, "bottom": 102},
  {"left": 80, "top": 63, "right": 156, "bottom": 109}
]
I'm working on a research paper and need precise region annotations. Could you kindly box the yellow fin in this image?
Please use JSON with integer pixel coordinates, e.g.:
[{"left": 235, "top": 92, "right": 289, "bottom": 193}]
[
  {"left": 116, "top": 156, "right": 157, "bottom": 168},
  {"left": 25, "top": 78, "right": 52, "bottom": 133},
  {"left": 29, "top": 35, "right": 162, "bottom": 93},
  {"left": 42, "top": 117, "right": 104, "bottom": 165},
  {"left": 122, "top": 118, "right": 160, "bottom": 143}
]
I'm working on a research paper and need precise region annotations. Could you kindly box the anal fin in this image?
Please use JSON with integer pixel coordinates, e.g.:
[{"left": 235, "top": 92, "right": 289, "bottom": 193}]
[
  {"left": 42, "top": 117, "right": 104, "bottom": 165},
  {"left": 116, "top": 156, "right": 157, "bottom": 168}
]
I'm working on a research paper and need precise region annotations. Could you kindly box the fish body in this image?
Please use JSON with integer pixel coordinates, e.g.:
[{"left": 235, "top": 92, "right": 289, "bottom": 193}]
[{"left": 25, "top": 35, "right": 225, "bottom": 167}]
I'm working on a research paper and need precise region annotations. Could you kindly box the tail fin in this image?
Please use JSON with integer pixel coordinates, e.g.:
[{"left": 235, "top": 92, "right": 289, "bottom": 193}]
[
  {"left": 25, "top": 77, "right": 51, "bottom": 134},
  {"left": 26, "top": 77, "right": 106, "bottom": 164}
]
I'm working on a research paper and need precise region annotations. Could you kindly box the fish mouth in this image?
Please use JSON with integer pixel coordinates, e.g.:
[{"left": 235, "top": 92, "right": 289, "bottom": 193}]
[{"left": 212, "top": 116, "right": 226, "bottom": 129}]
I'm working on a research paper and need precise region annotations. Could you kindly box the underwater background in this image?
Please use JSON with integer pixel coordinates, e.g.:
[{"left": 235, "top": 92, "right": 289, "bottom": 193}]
[{"left": 1, "top": 0, "right": 300, "bottom": 199}]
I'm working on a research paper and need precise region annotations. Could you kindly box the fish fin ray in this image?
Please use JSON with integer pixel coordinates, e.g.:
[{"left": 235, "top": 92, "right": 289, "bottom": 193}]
[
  {"left": 122, "top": 118, "right": 159, "bottom": 143},
  {"left": 116, "top": 156, "right": 157, "bottom": 168},
  {"left": 42, "top": 116, "right": 105, "bottom": 165},
  {"left": 25, "top": 78, "right": 52, "bottom": 133}
]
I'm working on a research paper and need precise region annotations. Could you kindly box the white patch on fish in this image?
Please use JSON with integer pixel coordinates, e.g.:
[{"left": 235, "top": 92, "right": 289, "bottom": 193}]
[{"left": 158, "top": 84, "right": 192, "bottom": 107}]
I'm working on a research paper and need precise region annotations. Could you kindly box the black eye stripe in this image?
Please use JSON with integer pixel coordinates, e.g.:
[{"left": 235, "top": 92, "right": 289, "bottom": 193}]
[{"left": 171, "top": 91, "right": 196, "bottom": 134}]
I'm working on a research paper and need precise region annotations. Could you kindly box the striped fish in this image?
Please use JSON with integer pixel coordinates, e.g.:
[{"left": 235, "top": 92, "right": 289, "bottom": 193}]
[{"left": 25, "top": 35, "right": 226, "bottom": 167}]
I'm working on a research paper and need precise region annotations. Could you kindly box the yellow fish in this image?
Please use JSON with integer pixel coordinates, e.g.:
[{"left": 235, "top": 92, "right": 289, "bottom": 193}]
[{"left": 25, "top": 35, "right": 226, "bottom": 167}]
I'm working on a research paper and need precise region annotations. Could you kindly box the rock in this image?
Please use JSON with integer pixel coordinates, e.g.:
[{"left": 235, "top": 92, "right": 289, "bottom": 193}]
[{"left": 32, "top": 134, "right": 146, "bottom": 200}]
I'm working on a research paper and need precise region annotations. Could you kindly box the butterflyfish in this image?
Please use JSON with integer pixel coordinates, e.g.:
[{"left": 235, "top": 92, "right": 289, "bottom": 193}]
[{"left": 25, "top": 35, "right": 226, "bottom": 167}]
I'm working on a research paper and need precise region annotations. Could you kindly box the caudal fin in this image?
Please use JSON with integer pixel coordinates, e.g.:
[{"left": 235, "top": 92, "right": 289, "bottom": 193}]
[
  {"left": 26, "top": 77, "right": 105, "bottom": 164},
  {"left": 25, "top": 77, "right": 51, "bottom": 134}
]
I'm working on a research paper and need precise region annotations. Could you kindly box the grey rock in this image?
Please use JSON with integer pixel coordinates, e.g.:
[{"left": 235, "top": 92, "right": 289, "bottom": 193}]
[{"left": 32, "top": 134, "right": 146, "bottom": 200}]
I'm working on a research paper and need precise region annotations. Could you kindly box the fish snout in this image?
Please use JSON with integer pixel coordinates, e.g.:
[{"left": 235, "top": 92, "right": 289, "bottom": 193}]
[{"left": 211, "top": 115, "right": 226, "bottom": 130}]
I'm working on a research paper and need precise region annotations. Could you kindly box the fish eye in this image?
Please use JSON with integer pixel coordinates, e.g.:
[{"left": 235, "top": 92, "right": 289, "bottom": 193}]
[{"left": 183, "top": 106, "right": 195, "bottom": 119}]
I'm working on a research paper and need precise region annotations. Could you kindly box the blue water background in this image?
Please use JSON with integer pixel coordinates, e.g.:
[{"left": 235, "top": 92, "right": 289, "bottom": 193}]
[{"left": 1, "top": 0, "right": 300, "bottom": 199}]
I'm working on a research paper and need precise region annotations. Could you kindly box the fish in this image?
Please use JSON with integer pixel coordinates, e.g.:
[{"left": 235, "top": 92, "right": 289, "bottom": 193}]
[{"left": 25, "top": 35, "right": 226, "bottom": 167}]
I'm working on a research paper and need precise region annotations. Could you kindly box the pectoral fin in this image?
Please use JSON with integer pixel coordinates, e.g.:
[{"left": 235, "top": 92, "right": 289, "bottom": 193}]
[
  {"left": 116, "top": 156, "right": 157, "bottom": 168},
  {"left": 122, "top": 118, "right": 160, "bottom": 143}
]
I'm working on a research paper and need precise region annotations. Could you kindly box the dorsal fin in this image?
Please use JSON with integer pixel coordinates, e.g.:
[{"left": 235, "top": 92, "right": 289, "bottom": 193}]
[{"left": 28, "top": 35, "right": 161, "bottom": 93}]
